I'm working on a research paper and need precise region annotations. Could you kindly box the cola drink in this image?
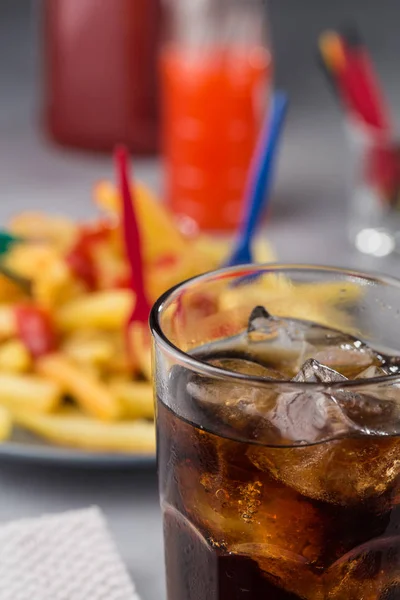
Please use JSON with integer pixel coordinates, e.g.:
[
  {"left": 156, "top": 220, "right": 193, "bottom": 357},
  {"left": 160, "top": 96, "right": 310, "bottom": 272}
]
[{"left": 157, "top": 311, "right": 400, "bottom": 600}]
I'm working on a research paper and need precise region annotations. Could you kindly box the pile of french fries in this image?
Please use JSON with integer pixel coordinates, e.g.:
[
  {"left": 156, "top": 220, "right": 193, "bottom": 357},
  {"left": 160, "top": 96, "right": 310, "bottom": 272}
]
[{"left": 0, "top": 181, "right": 277, "bottom": 454}]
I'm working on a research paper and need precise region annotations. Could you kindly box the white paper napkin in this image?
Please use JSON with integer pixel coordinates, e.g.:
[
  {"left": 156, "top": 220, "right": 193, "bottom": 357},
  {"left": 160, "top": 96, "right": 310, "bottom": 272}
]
[{"left": 0, "top": 507, "right": 140, "bottom": 600}]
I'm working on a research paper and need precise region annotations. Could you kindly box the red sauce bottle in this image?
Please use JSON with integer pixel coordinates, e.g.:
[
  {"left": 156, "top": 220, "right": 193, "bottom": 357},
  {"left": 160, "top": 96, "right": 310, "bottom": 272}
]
[{"left": 43, "top": 0, "right": 162, "bottom": 154}]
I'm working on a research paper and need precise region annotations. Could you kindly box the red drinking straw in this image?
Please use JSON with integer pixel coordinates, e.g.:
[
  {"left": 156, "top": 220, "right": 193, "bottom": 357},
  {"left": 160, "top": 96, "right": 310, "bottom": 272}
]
[{"left": 114, "top": 145, "right": 151, "bottom": 356}]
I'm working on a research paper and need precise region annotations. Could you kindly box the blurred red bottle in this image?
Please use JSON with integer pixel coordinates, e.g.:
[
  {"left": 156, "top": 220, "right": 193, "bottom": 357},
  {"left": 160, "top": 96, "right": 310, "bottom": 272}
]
[
  {"left": 43, "top": 0, "right": 162, "bottom": 154},
  {"left": 161, "top": 0, "right": 272, "bottom": 231}
]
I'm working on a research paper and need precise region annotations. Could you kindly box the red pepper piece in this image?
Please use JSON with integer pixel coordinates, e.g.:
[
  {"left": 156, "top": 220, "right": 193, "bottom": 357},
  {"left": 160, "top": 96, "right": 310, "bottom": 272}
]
[{"left": 14, "top": 304, "right": 57, "bottom": 358}]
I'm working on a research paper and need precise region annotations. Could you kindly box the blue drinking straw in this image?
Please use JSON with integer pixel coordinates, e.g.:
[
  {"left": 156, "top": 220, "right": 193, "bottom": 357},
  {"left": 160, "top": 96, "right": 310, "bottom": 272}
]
[{"left": 225, "top": 91, "right": 289, "bottom": 267}]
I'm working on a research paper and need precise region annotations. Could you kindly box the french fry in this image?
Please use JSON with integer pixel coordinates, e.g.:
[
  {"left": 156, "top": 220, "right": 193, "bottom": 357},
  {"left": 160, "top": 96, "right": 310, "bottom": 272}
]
[
  {"left": 33, "top": 255, "right": 79, "bottom": 308},
  {"left": 0, "top": 273, "right": 25, "bottom": 303},
  {"left": 192, "top": 235, "right": 231, "bottom": 267},
  {"left": 36, "top": 353, "right": 121, "bottom": 421},
  {"left": 4, "top": 243, "right": 84, "bottom": 308},
  {"left": 90, "top": 242, "right": 128, "bottom": 291},
  {"left": 56, "top": 290, "right": 133, "bottom": 332},
  {"left": 106, "top": 332, "right": 137, "bottom": 375},
  {"left": 62, "top": 330, "right": 116, "bottom": 368},
  {"left": 0, "top": 372, "right": 62, "bottom": 413},
  {"left": 110, "top": 378, "right": 154, "bottom": 419},
  {"left": 146, "top": 252, "right": 206, "bottom": 301},
  {"left": 93, "top": 180, "right": 121, "bottom": 213},
  {"left": 14, "top": 408, "right": 156, "bottom": 454},
  {"left": 130, "top": 323, "right": 152, "bottom": 380},
  {"left": 252, "top": 237, "right": 277, "bottom": 264},
  {"left": 8, "top": 211, "right": 78, "bottom": 252},
  {"left": 0, "top": 406, "right": 12, "bottom": 442},
  {"left": 5, "top": 245, "right": 59, "bottom": 280},
  {"left": 0, "top": 339, "right": 31, "bottom": 373},
  {"left": 94, "top": 180, "right": 189, "bottom": 262},
  {"left": 0, "top": 305, "right": 16, "bottom": 340}
]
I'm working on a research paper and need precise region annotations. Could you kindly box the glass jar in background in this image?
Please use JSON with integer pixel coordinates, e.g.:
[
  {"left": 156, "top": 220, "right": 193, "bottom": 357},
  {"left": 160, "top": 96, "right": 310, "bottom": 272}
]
[
  {"left": 43, "top": 0, "right": 162, "bottom": 154},
  {"left": 161, "top": 0, "right": 272, "bottom": 231},
  {"left": 348, "top": 119, "right": 400, "bottom": 257}
]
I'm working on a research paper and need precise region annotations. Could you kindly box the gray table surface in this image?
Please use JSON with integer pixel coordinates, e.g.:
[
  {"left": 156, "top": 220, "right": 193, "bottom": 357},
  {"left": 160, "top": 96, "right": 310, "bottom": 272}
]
[{"left": 2, "top": 1, "right": 400, "bottom": 599}]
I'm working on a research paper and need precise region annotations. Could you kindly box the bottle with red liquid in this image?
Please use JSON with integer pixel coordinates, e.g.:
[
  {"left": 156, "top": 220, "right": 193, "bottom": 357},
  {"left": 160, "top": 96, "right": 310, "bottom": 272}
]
[
  {"left": 43, "top": 0, "right": 162, "bottom": 154},
  {"left": 161, "top": 0, "right": 272, "bottom": 231}
]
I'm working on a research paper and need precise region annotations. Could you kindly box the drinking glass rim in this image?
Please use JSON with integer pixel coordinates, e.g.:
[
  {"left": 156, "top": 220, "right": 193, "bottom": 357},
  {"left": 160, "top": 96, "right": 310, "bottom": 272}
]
[{"left": 149, "top": 263, "right": 400, "bottom": 390}]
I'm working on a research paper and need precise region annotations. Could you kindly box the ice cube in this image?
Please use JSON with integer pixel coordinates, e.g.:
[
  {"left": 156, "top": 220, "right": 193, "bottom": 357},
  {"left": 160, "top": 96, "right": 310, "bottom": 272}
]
[
  {"left": 247, "top": 306, "right": 273, "bottom": 337},
  {"left": 186, "top": 357, "right": 280, "bottom": 441},
  {"left": 265, "top": 359, "right": 352, "bottom": 445},
  {"left": 312, "top": 346, "right": 374, "bottom": 378},
  {"left": 293, "top": 358, "right": 346, "bottom": 383},
  {"left": 325, "top": 535, "right": 400, "bottom": 600},
  {"left": 356, "top": 365, "right": 388, "bottom": 379},
  {"left": 187, "top": 357, "right": 281, "bottom": 409},
  {"left": 247, "top": 306, "right": 306, "bottom": 347},
  {"left": 297, "top": 323, "right": 376, "bottom": 378},
  {"left": 248, "top": 358, "right": 400, "bottom": 505},
  {"left": 177, "top": 459, "right": 327, "bottom": 570},
  {"left": 248, "top": 435, "right": 400, "bottom": 506},
  {"left": 267, "top": 391, "right": 353, "bottom": 446},
  {"left": 245, "top": 306, "right": 314, "bottom": 371},
  {"left": 346, "top": 366, "right": 399, "bottom": 433},
  {"left": 268, "top": 359, "right": 398, "bottom": 444},
  {"left": 229, "top": 542, "right": 319, "bottom": 600},
  {"left": 208, "top": 357, "right": 284, "bottom": 380},
  {"left": 338, "top": 387, "right": 396, "bottom": 434}
]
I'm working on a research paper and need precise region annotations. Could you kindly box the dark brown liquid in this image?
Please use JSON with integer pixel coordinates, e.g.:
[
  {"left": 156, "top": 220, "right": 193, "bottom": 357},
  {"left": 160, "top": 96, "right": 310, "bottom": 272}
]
[
  {"left": 158, "top": 399, "right": 400, "bottom": 599},
  {"left": 157, "top": 329, "right": 400, "bottom": 600}
]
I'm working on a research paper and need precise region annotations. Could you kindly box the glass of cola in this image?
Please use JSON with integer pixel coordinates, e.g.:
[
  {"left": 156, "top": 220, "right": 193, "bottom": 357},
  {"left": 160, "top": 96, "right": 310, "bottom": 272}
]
[{"left": 150, "top": 265, "right": 400, "bottom": 600}]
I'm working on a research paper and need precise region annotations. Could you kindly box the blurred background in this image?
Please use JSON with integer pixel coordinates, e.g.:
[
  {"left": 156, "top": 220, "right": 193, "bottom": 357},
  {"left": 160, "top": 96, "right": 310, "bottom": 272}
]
[
  {"left": 2, "top": 0, "right": 400, "bottom": 272},
  {"left": 2, "top": 2, "right": 400, "bottom": 599}
]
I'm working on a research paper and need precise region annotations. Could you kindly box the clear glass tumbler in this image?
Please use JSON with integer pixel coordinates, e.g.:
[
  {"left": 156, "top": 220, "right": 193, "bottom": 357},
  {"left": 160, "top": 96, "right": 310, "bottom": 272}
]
[
  {"left": 347, "top": 119, "right": 400, "bottom": 257},
  {"left": 151, "top": 264, "right": 400, "bottom": 600}
]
